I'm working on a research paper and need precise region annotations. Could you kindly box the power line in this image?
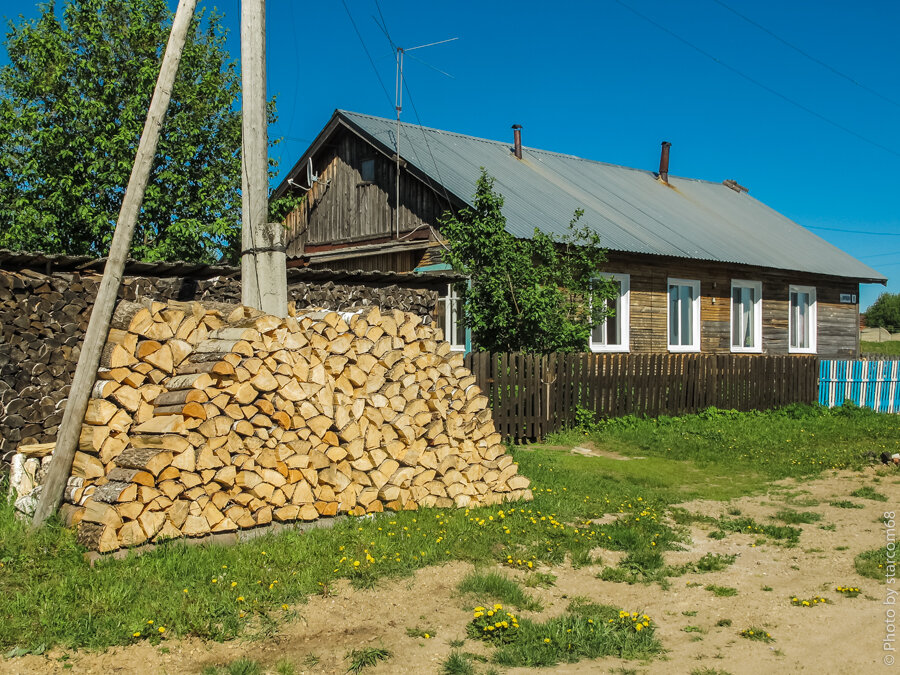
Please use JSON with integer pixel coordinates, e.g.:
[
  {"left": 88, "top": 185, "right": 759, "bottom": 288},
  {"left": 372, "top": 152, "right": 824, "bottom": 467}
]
[
  {"left": 401, "top": 71, "right": 459, "bottom": 220},
  {"left": 808, "top": 225, "right": 900, "bottom": 236},
  {"left": 859, "top": 250, "right": 900, "bottom": 260},
  {"left": 341, "top": 0, "right": 393, "bottom": 110},
  {"left": 612, "top": 0, "right": 900, "bottom": 159},
  {"left": 710, "top": 0, "right": 900, "bottom": 110}
]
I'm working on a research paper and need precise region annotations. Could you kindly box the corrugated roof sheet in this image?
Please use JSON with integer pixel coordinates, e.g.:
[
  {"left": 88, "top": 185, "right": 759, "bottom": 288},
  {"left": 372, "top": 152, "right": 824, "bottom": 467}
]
[
  {"left": 0, "top": 248, "right": 462, "bottom": 286},
  {"left": 339, "top": 110, "right": 886, "bottom": 283}
]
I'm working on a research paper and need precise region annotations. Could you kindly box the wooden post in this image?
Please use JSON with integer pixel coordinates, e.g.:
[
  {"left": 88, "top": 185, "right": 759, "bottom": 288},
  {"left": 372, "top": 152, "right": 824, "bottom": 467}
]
[
  {"left": 31, "top": 0, "right": 198, "bottom": 528},
  {"left": 240, "top": 0, "right": 287, "bottom": 317}
]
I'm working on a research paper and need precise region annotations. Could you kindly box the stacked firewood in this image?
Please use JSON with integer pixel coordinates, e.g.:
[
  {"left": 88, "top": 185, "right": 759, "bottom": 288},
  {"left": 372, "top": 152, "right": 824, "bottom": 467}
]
[
  {"left": 0, "top": 269, "right": 240, "bottom": 467},
  {"left": 63, "top": 299, "right": 530, "bottom": 552},
  {"left": 291, "top": 281, "right": 438, "bottom": 317}
]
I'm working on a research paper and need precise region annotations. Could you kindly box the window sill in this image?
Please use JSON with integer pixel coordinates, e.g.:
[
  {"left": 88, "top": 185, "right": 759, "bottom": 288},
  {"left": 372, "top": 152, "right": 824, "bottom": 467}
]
[
  {"left": 589, "top": 345, "right": 630, "bottom": 353},
  {"left": 731, "top": 346, "right": 763, "bottom": 354},
  {"left": 788, "top": 347, "right": 817, "bottom": 355},
  {"left": 668, "top": 345, "right": 700, "bottom": 353}
]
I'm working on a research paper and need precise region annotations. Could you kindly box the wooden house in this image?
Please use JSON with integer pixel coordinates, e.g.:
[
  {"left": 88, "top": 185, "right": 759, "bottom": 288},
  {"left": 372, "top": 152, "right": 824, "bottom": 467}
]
[{"left": 272, "top": 110, "right": 886, "bottom": 358}]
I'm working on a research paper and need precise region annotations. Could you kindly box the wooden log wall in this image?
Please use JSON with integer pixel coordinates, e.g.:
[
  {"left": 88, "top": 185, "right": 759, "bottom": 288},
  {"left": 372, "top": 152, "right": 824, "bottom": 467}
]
[
  {"left": 284, "top": 128, "right": 451, "bottom": 258},
  {"left": 465, "top": 352, "right": 820, "bottom": 442},
  {"left": 44, "top": 301, "right": 530, "bottom": 552},
  {"left": 0, "top": 269, "right": 443, "bottom": 471},
  {"left": 602, "top": 252, "right": 861, "bottom": 358}
]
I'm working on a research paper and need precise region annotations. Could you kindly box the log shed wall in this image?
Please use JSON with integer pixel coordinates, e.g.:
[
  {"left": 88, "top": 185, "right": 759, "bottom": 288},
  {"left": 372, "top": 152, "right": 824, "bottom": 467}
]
[{"left": 0, "top": 262, "right": 447, "bottom": 469}]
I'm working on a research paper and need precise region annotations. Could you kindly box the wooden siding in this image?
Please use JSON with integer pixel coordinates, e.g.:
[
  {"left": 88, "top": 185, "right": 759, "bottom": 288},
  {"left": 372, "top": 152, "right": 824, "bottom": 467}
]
[
  {"left": 285, "top": 128, "right": 451, "bottom": 258},
  {"left": 602, "top": 252, "right": 860, "bottom": 359}
]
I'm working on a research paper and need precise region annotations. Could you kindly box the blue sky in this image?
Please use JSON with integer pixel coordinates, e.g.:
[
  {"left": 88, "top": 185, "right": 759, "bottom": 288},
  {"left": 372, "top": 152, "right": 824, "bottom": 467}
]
[{"left": 2, "top": 0, "right": 898, "bottom": 308}]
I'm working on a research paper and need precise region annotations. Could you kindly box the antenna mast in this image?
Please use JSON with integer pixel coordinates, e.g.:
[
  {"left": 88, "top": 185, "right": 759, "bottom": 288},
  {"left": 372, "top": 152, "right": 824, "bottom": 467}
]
[{"left": 387, "top": 36, "right": 457, "bottom": 239}]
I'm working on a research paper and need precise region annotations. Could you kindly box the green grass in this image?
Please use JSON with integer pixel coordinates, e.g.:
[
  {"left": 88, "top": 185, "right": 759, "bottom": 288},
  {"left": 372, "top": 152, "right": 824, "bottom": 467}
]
[
  {"left": 522, "top": 571, "right": 557, "bottom": 588},
  {"left": 274, "top": 659, "right": 296, "bottom": 675},
  {"left": 201, "top": 660, "right": 262, "bottom": 675},
  {"left": 405, "top": 626, "right": 436, "bottom": 639},
  {"left": 553, "top": 403, "right": 900, "bottom": 479},
  {"left": 345, "top": 646, "right": 391, "bottom": 674},
  {"left": 739, "top": 627, "right": 774, "bottom": 643},
  {"left": 861, "top": 341, "right": 900, "bottom": 356},
  {"left": 774, "top": 509, "right": 821, "bottom": 524},
  {"left": 457, "top": 571, "right": 542, "bottom": 611},
  {"left": 705, "top": 585, "right": 738, "bottom": 597},
  {"left": 1, "top": 404, "right": 895, "bottom": 653},
  {"left": 850, "top": 486, "right": 888, "bottom": 502},
  {"left": 490, "top": 604, "right": 662, "bottom": 667},
  {"left": 440, "top": 651, "right": 475, "bottom": 675},
  {"left": 855, "top": 548, "right": 888, "bottom": 580},
  {"left": 830, "top": 500, "right": 864, "bottom": 509}
]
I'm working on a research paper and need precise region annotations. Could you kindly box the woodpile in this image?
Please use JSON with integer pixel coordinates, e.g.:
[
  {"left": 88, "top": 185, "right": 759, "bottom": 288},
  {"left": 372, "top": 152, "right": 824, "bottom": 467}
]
[
  {"left": 0, "top": 268, "right": 240, "bottom": 468},
  {"left": 291, "top": 280, "right": 437, "bottom": 317},
  {"left": 56, "top": 299, "right": 529, "bottom": 552},
  {"left": 0, "top": 267, "right": 446, "bottom": 471}
]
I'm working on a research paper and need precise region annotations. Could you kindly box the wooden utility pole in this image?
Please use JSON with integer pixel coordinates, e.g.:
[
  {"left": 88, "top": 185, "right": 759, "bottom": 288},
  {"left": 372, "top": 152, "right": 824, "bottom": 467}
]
[
  {"left": 240, "top": 0, "right": 287, "bottom": 316},
  {"left": 31, "top": 0, "right": 198, "bottom": 528}
]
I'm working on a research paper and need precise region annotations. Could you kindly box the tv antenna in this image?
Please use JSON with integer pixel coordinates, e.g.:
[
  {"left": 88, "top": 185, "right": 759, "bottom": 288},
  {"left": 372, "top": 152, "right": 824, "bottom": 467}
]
[{"left": 373, "top": 11, "right": 456, "bottom": 238}]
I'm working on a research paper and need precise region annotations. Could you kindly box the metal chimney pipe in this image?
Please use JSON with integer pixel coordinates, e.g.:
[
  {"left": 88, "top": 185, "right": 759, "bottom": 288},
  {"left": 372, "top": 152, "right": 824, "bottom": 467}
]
[
  {"left": 659, "top": 141, "right": 671, "bottom": 183},
  {"left": 512, "top": 124, "right": 522, "bottom": 159}
]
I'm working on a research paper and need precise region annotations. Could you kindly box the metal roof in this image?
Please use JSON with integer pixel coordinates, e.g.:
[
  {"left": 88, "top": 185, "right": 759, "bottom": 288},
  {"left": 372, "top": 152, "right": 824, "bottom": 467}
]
[
  {"left": 337, "top": 110, "right": 886, "bottom": 283},
  {"left": 0, "top": 248, "right": 462, "bottom": 286}
]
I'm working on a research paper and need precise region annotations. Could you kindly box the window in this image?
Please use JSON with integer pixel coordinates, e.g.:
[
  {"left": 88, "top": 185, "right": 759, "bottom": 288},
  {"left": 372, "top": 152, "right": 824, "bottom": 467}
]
[
  {"left": 360, "top": 158, "right": 375, "bottom": 182},
  {"left": 667, "top": 278, "right": 701, "bottom": 352},
  {"left": 589, "top": 274, "right": 630, "bottom": 352},
  {"left": 789, "top": 285, "right": 817, "bottom": 353},
  {"left": 437, "top": 283, "right": 466, "bottom": 351},
  {"left": 730, "top": 280, "right": 763, "bottom": 353}
]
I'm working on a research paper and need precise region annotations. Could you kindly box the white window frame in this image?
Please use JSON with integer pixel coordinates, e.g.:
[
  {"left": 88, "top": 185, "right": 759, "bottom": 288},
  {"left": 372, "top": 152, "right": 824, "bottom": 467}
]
[
  {"left": 589, "top": 273, "right": 630, "bottom": 353},
  {"left": 788, "top": 285, "right": 817, "bottom": 354},
  {"left": 730, "top": 280, "right": 763, "bottom": 353},
  {"left": 667, "top": 278, "right": 701, "bottom": 353},
  {"left": 439, "top": 283, "right": 466, "bottom": 352}
]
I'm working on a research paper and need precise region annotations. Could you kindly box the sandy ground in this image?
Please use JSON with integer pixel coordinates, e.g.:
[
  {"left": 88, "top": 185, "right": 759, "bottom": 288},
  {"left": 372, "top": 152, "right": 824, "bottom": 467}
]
[{"left": 2, "top": 469, "right": 896, "bottom": 675}]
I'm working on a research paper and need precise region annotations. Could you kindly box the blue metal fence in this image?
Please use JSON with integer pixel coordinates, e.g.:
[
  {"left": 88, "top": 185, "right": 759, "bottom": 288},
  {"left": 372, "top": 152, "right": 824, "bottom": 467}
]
[{"left": 819, "top": 359, "right": 900, "bottom": 413}]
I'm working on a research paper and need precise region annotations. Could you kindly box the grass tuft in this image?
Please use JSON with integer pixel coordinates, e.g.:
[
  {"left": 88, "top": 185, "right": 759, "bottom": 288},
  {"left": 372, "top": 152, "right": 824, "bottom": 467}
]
[
  {"left": 491, "top": 607, "right": 661, "bottom": 667},
  {"left": 830, "top": 500, "right": 864, "bottom": 509},
  {"left": 345, "top": 646, "right": 391, "bottom": 674},
  {"left": 440, "top": 651, "right": 475, "bottom": 675},
  {"left": 705, "top": 585, "right": 738, "bottom": 597},
  {"left": 850, "top": 486, "right": 888, "bottom": 502},
  {"left": 457, "top": 571, "right": 542, "bottom": 611},
  {"left": 855, "top": 548, "right": 887, "bottom": 580},
  {"left": 774, "top": 509, "right": 821, "bottom": 524}
]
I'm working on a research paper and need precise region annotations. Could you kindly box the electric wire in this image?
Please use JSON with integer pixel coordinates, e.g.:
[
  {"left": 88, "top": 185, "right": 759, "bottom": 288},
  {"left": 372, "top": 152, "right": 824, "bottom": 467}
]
[
  {"left": 710, "top": 0, "right": 900, "bottom": 110},
  {"left": 612, "top": 0, "right": 900, "bottom": 159},
  {"left": 859, "top": 250, "right": 900, "bottom": 259},
  {"left": 807, "top": 225, "right": 900, "bottom": 236},
  {"left": 341, "top": 0, "right": 393, "bottom": 110}
]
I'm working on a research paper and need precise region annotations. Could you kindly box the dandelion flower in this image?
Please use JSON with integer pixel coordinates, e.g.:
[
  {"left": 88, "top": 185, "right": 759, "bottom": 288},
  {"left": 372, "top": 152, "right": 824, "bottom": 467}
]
[{"left": 158, "top": 627, "right": 166, "bottom": 634}]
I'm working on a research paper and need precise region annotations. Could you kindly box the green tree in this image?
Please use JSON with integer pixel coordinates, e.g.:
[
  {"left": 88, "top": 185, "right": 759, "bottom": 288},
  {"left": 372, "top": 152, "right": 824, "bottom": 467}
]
[
  {"left": 440, "top": 169, "right": 615, "bottom": 353},
  {"left": 0, "top": 0, "right": 279, "bottom": 263},
  {"left": 865, "top": 292, "right": 900, "bottom": 332}
]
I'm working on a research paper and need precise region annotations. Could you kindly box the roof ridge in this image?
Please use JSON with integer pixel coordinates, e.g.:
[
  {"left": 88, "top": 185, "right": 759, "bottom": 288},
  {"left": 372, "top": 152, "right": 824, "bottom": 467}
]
[{"left": 337, "top": 109, "right": 724, "bottom": 186}]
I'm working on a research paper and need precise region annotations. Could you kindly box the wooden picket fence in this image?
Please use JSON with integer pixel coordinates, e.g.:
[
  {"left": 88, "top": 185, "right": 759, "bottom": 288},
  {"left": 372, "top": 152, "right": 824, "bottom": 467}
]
[{"left": 464, "top": 352, "right": 820, "bottom": 441}]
